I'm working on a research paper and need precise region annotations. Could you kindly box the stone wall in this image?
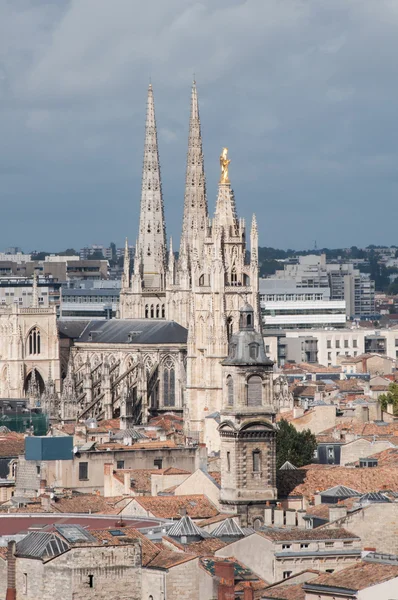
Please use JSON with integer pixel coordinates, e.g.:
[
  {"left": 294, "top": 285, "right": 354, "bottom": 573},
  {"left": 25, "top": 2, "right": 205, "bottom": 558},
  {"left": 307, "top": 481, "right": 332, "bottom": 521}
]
[{"left": 340, "top": 438, "right": 393, "bottom": 466}]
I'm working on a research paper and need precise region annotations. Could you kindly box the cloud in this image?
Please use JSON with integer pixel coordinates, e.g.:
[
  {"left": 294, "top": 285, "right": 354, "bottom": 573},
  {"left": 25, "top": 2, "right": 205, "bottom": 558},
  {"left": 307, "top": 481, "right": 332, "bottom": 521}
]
[{"left": 0, "top": 0, "right": 397, "bottom": 250}]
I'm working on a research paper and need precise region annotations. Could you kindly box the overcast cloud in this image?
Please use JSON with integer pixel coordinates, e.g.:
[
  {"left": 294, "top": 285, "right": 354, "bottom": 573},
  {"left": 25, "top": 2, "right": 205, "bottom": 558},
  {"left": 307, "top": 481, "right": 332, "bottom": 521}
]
[{"left": 1, "top": 0, "right": 397, "bottom": 251}]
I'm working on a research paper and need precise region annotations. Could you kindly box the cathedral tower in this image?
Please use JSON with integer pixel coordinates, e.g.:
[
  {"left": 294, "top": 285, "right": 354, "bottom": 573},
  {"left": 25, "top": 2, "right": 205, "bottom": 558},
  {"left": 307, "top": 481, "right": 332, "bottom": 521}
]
[
  {"left": 218, "top": 304, "right": 277, "bottom": 528},
  {"left": 184, "top": 148, "right": 261, "bottom": 448},
  {"left": 120, "top": 84, "right": 167, "bottom": 318}
]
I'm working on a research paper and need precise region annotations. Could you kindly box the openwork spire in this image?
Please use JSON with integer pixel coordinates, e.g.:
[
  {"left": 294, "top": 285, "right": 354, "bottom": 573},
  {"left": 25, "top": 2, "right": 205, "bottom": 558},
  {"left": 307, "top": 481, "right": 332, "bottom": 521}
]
[
  {"left": 180, "top": 81, "right": 208, "bottom": 261},
  {"left": 214, "top": 147, "right": 238, "bottom": 233},
  {"left": 137, "top": 84, "right": 166, "bottom": 289},
  {"left": 122, "top": 238, "right": 130, "bottom": 289},
  {"left": 32, "top": 270, "right": 39, "bottom": 308}
]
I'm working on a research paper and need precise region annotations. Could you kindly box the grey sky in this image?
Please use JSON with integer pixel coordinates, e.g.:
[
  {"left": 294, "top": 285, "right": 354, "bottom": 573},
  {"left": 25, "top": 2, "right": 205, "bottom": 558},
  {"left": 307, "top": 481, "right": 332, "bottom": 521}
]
[{"left": 1, "top": 0, "right": 397, "bottom": 252}]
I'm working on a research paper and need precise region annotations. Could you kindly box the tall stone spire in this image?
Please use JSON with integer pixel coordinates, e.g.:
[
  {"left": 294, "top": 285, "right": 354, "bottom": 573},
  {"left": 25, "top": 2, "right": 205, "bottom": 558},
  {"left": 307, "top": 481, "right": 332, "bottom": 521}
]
[
  {"left": 180, "top": 81, "right": 208, "bottom": 262},
  {"left": 137, "top": 83, "right": 166, "bottom": 289},
  {"left": 122, "top": 238, "right": 130, "bottom": 289},
  {"left": 32, "top": 270, "right": 39, "bottom": 308}
]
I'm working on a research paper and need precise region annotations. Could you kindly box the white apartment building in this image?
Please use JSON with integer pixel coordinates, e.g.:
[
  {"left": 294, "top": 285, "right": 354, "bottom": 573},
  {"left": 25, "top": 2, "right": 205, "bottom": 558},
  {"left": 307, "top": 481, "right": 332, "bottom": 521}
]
[
  {"left": 265, "top": 326, "right": 398, "bottom": 367},
  {"left": 260, "top": 279, "right": 346, "bottom": 330}
]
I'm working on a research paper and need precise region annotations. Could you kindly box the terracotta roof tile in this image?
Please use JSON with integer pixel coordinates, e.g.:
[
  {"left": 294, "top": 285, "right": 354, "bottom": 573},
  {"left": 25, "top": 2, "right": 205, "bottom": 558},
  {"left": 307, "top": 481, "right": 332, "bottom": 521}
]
[
  {"left": 52, "top": 494, "right": 122, "bottom": 514},
  {"left": 0, "top": 547, "right": 7, "bottom": 560},
  {"left": 208, "top": 471, "right": 221, "bottom": 485},
  {"left": 348, "top": 447, "right": 398, "bottom": 467},
  {"left": 96, "top": 440, "right": 177, "bottom": 451},
  {"left": 0, "top": 433, "right": 25, "bottom": 458},
  {"left": 258, "top": 527, "right": 358, "bottom": 542},
  {"left": 133, "top": 494, "right": 218, "bottom": 519},
  {"left": 278, "top": 465, "right": 398, "bottom": 499},
  {"left": 147, "top": 549, "right": 196, "bottom": 569},
  {"left": 261, "top": 583, "right": 305, "bottom": 600},
  {"left": 308, "top": 560, "right": 398, "bottom": 591}
]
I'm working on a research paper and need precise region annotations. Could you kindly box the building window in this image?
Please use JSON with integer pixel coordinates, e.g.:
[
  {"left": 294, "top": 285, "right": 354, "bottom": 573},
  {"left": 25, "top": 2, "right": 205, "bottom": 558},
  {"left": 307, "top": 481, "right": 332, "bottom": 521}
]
[
  {"left": 327, "top": 340, "right": 331, "bottom": 349},
  {"left": 116, "top": 460, "right": 124, "bottom": 470},
  {"left": 79, "top": 462, "right": 88, "bottom": 480},
  {"left": 227, "top": 376, "right": 234, "bottom": 406},
  {"left": 28, "top": 327, "right": 41, "bottom": 355},
  {"left": 282, "top": 544, "right": 291, "bottom": 549},
  {"left": 23, "top": 573, "right": 27, "bottom": 595},
  {"left": 252, "top": 450, "right": 261, "bottom": 472},
  {"left": 249, "top": 343, "right": 259, "bottom": 360},
  {"left": 300, "top": 543, "right": 309, "bottom": 549},
  {"left": 154, "top": 458, "right": 163, "bottom": 469},
  {"left": 353, "top": 339, "right": 358, "bottom": 348},
  {"left": 335, "top": 340, "right": 340, "bottom": 349},
  {"left": 227, "top": 451, "right": 231, "bottom": 472},
  {"left": 327, "top": 352, "right": 332, "bottom": 360},
  {"left": 150, "top": 305, "right": 154, "bottom": 318},
  {"left": 145, "top": 304, "right": 149, "bottom": 318},
  {"left": 36, "top": 466, "right": 41, "bottom": 476},
  {"left": 343, "top": 541, "right": 353, "bottom": 547},
  {"left": 344, "top": 340, "right": 349, "bottom": 348},
  {"left": 247, "top": 375, "right": 262, "bottom": 406},
  {"left": 88, "top": 574, "right": 94, "bottom": 588},
  {"left": 163, "top": 360, "right": 175, "bottom": 407},
  {"left": 283, "top": 571, "right": 292, "bottom": 579},
  {"left": 325, "top": 542, "right": 334, "bottom": 547},
  {"left": 156, "top": 304, "right": 160, "bottom": 318},
  {"left": 161, "top": 304, "right": 165, "bottom": 318},
  {"left": 325, "top": 569, "right": 334, "bottom": 573}
]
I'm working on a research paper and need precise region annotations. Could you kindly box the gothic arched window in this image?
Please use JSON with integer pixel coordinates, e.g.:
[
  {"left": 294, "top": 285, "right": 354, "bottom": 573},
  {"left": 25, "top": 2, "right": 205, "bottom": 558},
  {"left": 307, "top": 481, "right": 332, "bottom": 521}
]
[
  {"left": 163, "top": 359, "right": 175, "bottom": 407},
  {"left": 161, "top": 305, "right": 165, "bottom": 318},
  {"left": 247, "top": 313, "right": 252, "bottom": 327},
  {"left": 145, "top": 305, "right": 149, "bottom": 318},
  {"left": 150, "top": 305, "right": 154, "bottom": 318},
  {"left": 231, "top": 266, "right": 237, "bottom": 285},
  {"left": 247, "top": 375, "right": 262, "bottom": 406},
  {"left": 28, "top": 328, "right": 41, "bottom": 355},
  {"left": 156, "top": 305, "right": 160, "bottom": 318},
  {"left": 227, "top": 376, "right": 234, "bottom": 406},
  {"left": 199, "top": 274, "right": 205, "bottom": 286}
]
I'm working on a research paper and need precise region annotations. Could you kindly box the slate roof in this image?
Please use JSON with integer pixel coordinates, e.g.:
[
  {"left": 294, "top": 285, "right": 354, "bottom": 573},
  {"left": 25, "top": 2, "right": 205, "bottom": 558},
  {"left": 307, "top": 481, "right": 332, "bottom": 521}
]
[
  {"left": 320, "top": 485, "right": 361, "bottom": 498},
  {"left": 167, "top": 515, "right": 209, "bottom": 538},
  {"left": 75, "top": 319, "right": 187, "bottom": 345},
  {"left": 358, "top": 492, "right": 391, "bottom": 504},
  {"left": 16, "top": 531, "right": 69, "bottom": 560},
  {"left": 57, "top": 320, "right": 91, "bottom": 339},
  {"left": 212, "top": 518, "right": 245, "bottom": 538},
  {"left": 279, "top": 461, "right": 298, "bottom": 471}
]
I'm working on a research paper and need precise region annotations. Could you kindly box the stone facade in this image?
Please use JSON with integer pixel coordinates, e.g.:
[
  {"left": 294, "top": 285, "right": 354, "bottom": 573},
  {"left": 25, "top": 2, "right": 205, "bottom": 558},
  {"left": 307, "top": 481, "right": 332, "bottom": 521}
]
[
  {"left": 15, "top": 544, "right": 142, "bottom": 600},
  {"left": 219, "top": 305, "right": 277, "bottom": 527}
]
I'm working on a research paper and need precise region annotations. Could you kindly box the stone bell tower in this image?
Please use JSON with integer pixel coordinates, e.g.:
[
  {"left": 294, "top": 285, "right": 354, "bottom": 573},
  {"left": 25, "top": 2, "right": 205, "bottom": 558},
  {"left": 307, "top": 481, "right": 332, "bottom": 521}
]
[{"left": 219, "top": 303, "right": 277, "bottom": 528}]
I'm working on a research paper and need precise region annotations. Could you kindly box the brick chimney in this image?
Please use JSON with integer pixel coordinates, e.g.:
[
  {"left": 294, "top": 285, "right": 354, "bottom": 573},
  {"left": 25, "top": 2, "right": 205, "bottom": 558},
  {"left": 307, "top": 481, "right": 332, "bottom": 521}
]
[
  {"left": 6, "top": 540, "right": 16, "bottom": 600},
  {"left": 242, "top": 582, "right": 254, "bottom": 600},
  {"left": 215, "top": 561, "right": 235, "bottom": 600}
]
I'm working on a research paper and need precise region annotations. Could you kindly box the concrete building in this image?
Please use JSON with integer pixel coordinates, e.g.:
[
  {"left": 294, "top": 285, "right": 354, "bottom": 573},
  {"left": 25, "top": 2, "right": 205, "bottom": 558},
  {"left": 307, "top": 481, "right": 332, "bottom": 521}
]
[
  {"left": 59, "top": 288, "right": 120, "bottom": 320},
  {"left": 260, "top": 280, "right": 346, "bottom": 330},
  {"left": 272, "top": 254, "right": 375, "bottom": 319}
]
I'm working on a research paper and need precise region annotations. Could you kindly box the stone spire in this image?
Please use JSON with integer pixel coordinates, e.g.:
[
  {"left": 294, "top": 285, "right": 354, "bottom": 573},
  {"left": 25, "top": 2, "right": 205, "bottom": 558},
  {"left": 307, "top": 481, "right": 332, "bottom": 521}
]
[
  {"left": 32, "top": 270, "right": 39, "bottom": 308},
  {"left": 250, "top": 214, "right": 258, "bottom": 267},
  {"left": 180, "top": 81, "right": 208, "bottom": 262},
  {"left": 137, "top": 83, "right": 166, "bottom": 289},
  {"left": 214, "top": 148, "right": 239, "bottom": 234},
  {"left": 122, "top": 238, "right": 130, "bottom": 289}
]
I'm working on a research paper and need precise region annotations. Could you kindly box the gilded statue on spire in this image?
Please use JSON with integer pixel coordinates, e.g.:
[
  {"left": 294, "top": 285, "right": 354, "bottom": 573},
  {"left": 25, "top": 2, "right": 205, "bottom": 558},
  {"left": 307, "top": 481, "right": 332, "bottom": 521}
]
[{"left": 219, "top": 147, "right": 230, "bottom": 184}]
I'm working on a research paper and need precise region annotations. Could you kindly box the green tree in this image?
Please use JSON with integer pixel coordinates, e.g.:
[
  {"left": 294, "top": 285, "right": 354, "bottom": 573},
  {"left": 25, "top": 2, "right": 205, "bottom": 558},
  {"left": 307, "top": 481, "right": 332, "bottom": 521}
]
[
  {"left": 88, "top": 250, "right": 105, "bottom": 260},
  {"left": 57, "top": 248, "right": 77, "bottom": 256},
  {"left": 379, "top": 382, "right": 398, "bottom": 415},
  {"left": 276, "top": 419, "right": 317, "bottom": 469}
]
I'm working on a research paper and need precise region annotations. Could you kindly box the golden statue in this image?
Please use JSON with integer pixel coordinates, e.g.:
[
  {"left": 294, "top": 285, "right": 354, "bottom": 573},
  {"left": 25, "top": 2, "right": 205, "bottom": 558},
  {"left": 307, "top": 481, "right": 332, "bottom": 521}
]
[{"left": 219, "top": 147, "right": 230, "bottom": 184}]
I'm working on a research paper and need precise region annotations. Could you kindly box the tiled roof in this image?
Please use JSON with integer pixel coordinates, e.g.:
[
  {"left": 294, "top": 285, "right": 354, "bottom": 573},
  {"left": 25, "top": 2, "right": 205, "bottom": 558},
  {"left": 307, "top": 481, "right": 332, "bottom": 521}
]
[
  {"left": 261, "top": 583, "right": 305, "bottom": 600},
  {"left": 89, "top": 526, "right": 159, "bottom": 566},
  {"left": 0, "top": 433, "right": 25, "bottom": 458},
  {"left": 147, "top": 549, "right": 196, "bottom": 569},
  {"left": 52, "top": 495, "right": 122, "bottom": 514},
  {"left": 277, "top": 465, "right": 398, "bottom": 499},
  {"left": 320, "top": 421, "right": 398, "bottom": 437},
  {"left": 0, "top": 546, "right": 8, "bottom": 560},
  {"left": 96, "top": 440, "right": 177, "bottom": 451},
  {"left": 306, "top": 560, "right": 398, "bottom": 592},
  {"left": 133, "top": 494, "right": 218, "bottom": 519},
  {"left": 258, "top": 527, "right": 358, "bottom": 542},
  {"left": 164, "top": 535, "right": 228, "bottom": 556},
  {"left": 208, "top": 471, "right": 221, "bottom": 485},
  {"left": 113, "top": 467, "right": 191, "bottom": 494},
  {"left": 349, "top": 447, "right": 398, "bottom": 467}
]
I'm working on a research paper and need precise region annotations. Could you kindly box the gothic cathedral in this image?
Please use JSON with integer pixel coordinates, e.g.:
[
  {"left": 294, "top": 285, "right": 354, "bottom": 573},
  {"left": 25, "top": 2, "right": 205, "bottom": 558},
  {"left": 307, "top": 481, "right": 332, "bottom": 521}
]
[{"left": 119, "top": 82, "right": 260, "bottom": 444}]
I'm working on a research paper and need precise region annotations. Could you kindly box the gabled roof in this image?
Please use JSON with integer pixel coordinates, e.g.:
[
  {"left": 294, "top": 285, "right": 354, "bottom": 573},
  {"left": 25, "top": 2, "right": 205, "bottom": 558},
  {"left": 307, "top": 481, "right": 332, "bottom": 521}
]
[
  {"left": 16, "top": 531, "right": 69, "bottom": 560},
  {"left": 146, "top": 549, "right": 197, "bottom": 569},
  {"left": 167, "top": 515, "right": 209, "bottom": 538},
  {"left": 304, "top": 560, "right": 398, "bottom": 592},
  {"left": 132, "top": 494, "right": 218, "bottom": 519},
  {"left": 279, "top": 461, "right": 298, "bottom": 471},
  {"left": 320, "top": 485, "right": 361, "bottom": 498},
  {"left": 212, "top": 518, "right": 245, "bottom": 538},
  {"left": 76, "top": 319, "right": 188, "bottom": 345}
]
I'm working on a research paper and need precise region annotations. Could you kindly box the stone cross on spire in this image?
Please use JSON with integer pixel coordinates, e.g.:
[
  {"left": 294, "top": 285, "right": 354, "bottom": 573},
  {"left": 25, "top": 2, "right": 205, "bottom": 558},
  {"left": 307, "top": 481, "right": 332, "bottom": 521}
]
[
  {"left": 137, "top": 83, "right": 166, "bottom": 289},
  {"left": 179, "top": 81, "right": 208, "bottom": 263}
]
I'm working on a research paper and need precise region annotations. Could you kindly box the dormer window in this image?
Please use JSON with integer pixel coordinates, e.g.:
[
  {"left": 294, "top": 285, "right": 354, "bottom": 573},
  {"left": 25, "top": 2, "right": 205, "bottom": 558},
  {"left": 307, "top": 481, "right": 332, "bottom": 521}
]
[{"left": 249, "top": 343, "right": 259, "bottom": 360}]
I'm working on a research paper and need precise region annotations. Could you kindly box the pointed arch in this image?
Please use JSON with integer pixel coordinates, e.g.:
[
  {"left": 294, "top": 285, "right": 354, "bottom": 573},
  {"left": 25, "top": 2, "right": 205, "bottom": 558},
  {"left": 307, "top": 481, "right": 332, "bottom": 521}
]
[{"left": 26, "top": 327, "right": 41, "bottom": 355}]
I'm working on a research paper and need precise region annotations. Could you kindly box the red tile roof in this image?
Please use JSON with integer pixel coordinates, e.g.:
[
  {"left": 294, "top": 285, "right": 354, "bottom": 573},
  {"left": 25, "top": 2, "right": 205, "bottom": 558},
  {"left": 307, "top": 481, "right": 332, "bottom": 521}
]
[
  {"left": 258, "top": 527, "right": 358, "bottom": 542},
  {"left": 261, "top": 583, "right": 305, "bottom": 600},
  {"left": 146, "top": 549, "right": 196, "bottom": 569},
  {"left": 133, "top": 494, "right": 218, "bottom": 519},
  {"left": 0, "top": 433, "right": 25, "bottom": 458},
  {"left": 89, "top": 526, "right": 159, "bottom": 566},
  {"left": 308, "top": 560, "right": 398, "bottom": 591}
]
